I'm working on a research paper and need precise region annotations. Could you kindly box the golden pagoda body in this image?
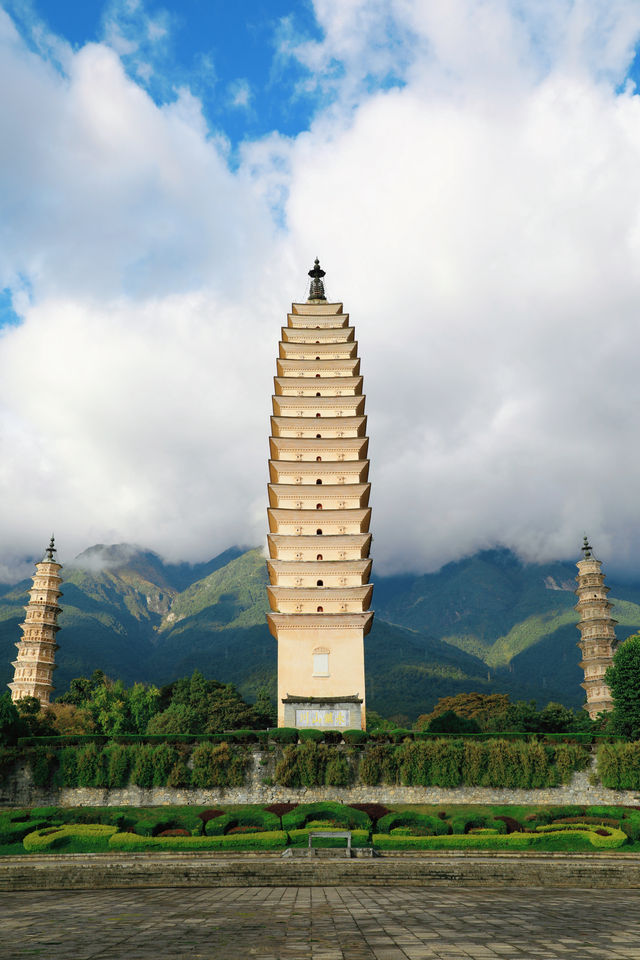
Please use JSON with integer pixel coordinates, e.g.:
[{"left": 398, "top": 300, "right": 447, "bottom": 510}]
[
  {"left": 267, "top": 261, "right": 373, "bottom": 729},
  {"left": 9, "top": 537, "right": 62, "bottom": 706},
  {"left": 575, "top": 537, "right": 616, "bottom": 718}
]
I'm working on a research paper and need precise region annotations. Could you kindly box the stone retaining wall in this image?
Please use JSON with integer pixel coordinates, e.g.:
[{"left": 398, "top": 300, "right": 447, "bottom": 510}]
[
  {"left": 3, "top": 753, "right": 640, "bottom": 807},
  {"left": 3, "top": 851, "right": 640, "bottom": 891}
]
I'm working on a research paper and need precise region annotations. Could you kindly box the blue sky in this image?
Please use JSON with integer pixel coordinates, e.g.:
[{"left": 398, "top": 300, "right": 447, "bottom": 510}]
[{"left": 6, "top": 0, "right": 326, "bottom": 145}]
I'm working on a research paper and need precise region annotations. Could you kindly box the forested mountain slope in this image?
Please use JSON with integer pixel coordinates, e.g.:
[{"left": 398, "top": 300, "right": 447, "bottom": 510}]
[{"left": 2, "top": 544, "right": 639, "bottom": 719}]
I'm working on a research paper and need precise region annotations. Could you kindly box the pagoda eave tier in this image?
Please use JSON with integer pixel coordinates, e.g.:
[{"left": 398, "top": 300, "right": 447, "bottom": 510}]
[
  {"left": 271, "top": 416, "right": 367, "bottom": 438},
  {"left": 279, "top": 341, "right": 358, "bottom": 359},
  {"left": 267, "top": 558, "right": 372, "bottom": 585},
  {"left": 272, "top": 396, "right": 366, "bottom": 416},
  {"left": 268, "top": 533, "right": 371, "bottom": 560},
  {"left": 267, "top": 611, "right": 374, "bottom": 638},
  {"left": 269, "top": 437, "right": 368, "bottom": 460},
  {"left": 267, "top": 483, "right": 370, "bottom": 508},
  {"left": 282, "top": 326, "right": 355, "bottom": 343},
  {"left": 269, "top": 460, "right": 369, "bottom": 483},
  {"left": 267, "top": 508, "right": 371, "bottom": 534},
  {"left": 274, "top": 376, "right": 363, "bottom": 397},
  {"left": 268, "top": 584, "right": 373, "bottom": 607},
  {"left": 276, "top": 358, "right": 361, "bottom": 377}
]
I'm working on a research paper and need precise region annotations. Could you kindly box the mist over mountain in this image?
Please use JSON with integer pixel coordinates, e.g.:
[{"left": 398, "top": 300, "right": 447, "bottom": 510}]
[{"left": 2, "top": 543, "right": 640, "bottom": 720}]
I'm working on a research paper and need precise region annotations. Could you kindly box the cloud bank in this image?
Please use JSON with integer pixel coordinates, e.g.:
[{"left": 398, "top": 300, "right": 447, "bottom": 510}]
[{"left": 2, "top": 0, "right": 640, "bottom": 578}]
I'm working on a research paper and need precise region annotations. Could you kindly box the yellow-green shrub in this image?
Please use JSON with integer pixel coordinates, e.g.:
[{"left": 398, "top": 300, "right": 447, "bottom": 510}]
[
  {"left": 108, "top": 830, "right": 287, "bottom": 851},
  {"left": 23, "top": 824, "right": 117, "bottom": 852}
]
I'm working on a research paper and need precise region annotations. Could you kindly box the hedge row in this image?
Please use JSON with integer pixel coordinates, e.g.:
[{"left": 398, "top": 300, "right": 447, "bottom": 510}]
[
  {"left": 358, "top": 739, "right": 590, "bottom": 788},
  {"left": 372, "top": 824, "right": 626, "bottom": 850},
  {"left": 597, "top": 742, "right": 640, "bottom": 790}
]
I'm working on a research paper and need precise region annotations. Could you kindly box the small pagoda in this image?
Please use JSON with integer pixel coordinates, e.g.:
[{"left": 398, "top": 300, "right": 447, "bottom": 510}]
[
  {"left": 266, "top": 260, "right": 374, "bottom": 729},
  {"left": 575, "top": 536, "right": 616, "bottom": 718},
  {"left": 8, "top": 536, "right": 63, "bottom": 706}
]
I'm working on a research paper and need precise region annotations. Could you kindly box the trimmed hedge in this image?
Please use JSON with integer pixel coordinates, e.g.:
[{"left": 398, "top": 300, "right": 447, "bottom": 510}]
[
  {"left": 205, "top": 810, "right": 280, "bottom": 836},
  {"left": 23, "top": 824, "right": 117, "bottom": 852},
  {"left": 282, "top": 802, "right": 371, "bottom": 831},
  {"left": 377, "top": 812, "right": 449, "bottom": 836},
  {"left": 372, "top": 826, "right": 626, "bottom": 851},
  {"left": 108, "top": 830, "right": 287, "bottom": 851}
]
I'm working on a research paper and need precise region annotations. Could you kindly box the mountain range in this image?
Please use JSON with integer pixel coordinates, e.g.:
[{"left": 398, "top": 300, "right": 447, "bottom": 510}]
[{"left": 2, "top": 544, "right": 640, "bottom": 721}]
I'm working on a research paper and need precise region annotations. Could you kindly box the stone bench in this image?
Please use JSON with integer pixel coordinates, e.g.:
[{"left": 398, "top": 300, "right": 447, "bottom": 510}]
[{"left": 307, "top": 831, "right": 352, "bottom": 857}]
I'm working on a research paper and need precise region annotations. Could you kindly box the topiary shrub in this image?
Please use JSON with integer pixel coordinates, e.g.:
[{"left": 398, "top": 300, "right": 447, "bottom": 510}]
[
  {"left": 342, "top": 729, "right": 369, "bottom": 745},
  {"left": 323, "top": 731, "right": 343, "bottom": 745},
  {"left": 377, "top": 812, "right": 449, "bottom": 836},
  {"left": 348, "top": 803, "right": 390, "bottom": 828},
  {"left": 298, "top": 729, "right": 324, "bottom": 743},
  {"left": 267, "top": 727, "right": 299, "bottom": 744},
  {"left": 23, "top": 824, "right": 117, "bottom": 853},
  {"left": 205, "top": 809, "right": 280, "bottom": 836},
  {"left": 282, "top": 802, "right": 371, "bottom": 832},
  {"left": 109, "top": 830, "right": 287, "bottom": 851},
  {"left": 264, "top": 802, "right": 298, "bottom": 830}
]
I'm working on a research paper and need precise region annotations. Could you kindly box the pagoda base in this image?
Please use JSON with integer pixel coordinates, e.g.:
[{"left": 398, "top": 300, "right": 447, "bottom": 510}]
[{"left": 282, "top": 695, "right": 363, "bottom": 730}]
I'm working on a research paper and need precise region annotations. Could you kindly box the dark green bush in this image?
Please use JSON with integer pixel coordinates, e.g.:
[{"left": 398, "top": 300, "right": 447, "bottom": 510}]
[
  {"left": 273, "top": 744, "right": 300, "bottom": 787},
  {"left": 76, "top": 743, "right": 107, "bottom": 787},
  {"left": 377, "top": 812, "right": 449, "bottom": 836},
  {"left": 358, "top": 743, "right": 398, "bottom": 785},
  {"left": 325, "top": 751, "right": 352, "bottom": 786},
  {"left": 298, "top": 729, "right": 324, "bottom": 743},
  {"left": 166, "top": 760, "right": 189, "bottom": 788},
  {"left": 297, "top": 741, "right": 329, "bottom": 787},
  {"left": 30, "top": 748, "right": 57, "bottom": 789},
  {"left": 105, "top": 744, "right": 131, "bottom": 788},
  {"left": 598, "top": 742, "right": 640, "bottom": 790},
  {"left": 205, "top": 809, "right": 279, "bottom": 836},
  {"left": 267, "top": 727, "right": 299, "bottom": 744},
  {"left": 390, "top": 728, "right": 414, "bottom": 743},
  {"left": 342, "top": 729, "right": 369, "bottom": 745},
  {"left": 191, "top": 742, "right": 248, "bottom": 788},
  {"left": 282, "top": 802, "right": 371, "bottom": 831},
  {"left": 130, "top": 745, "right": 156, "bottom": 788},
  {"left": 53, "top": 747, "right": 79, "bottom": 788},
  {"left": 151, "top": 743, "right": 179, "bottom": 787},
  {"left": 322, "top": 731, "right": 343, "bottom": 745}
]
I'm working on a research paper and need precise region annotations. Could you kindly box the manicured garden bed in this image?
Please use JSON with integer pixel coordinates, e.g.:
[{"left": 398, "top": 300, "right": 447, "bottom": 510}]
[{"left": 2, "top": 802, "right": 640, "bottom": 855}]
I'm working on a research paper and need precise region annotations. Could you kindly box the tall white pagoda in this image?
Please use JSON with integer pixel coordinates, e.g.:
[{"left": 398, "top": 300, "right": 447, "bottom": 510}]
[
  {"left": 266, "top": 260, "right": 373, "bottom": 729},
  {"left": 9, "top": 536, "right": 63, "bottom": 706}
]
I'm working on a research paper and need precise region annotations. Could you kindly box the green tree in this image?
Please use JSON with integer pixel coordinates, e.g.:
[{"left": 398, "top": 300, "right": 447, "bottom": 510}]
[
  {"left": 605, "top": 633, "right": 640, "bottom": 739},
  {"left": 0, "top": 693, "right": 23, "bottom": 744},
  {"left": 427, "top": 710, "right": 481, "bottom": 735},
  {"left": 128, "top": 682, "right": 160, "bottom": 734},
  {"left": 253, "top": 687, "right": 276, "bottom": 728}
]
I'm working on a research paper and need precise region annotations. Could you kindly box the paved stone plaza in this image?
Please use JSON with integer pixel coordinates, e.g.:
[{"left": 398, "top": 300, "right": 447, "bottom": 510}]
[{"left": 2, "top": 885, "right": 640, "bottom": 960}]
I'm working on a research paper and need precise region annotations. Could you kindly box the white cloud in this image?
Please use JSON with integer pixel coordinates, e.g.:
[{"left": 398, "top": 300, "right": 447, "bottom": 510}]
[{"left": 2, "top": 1, "right": 640, "bottom": 579}]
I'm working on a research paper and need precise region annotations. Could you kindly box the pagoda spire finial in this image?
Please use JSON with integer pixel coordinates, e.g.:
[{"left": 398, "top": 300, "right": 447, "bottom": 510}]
[
  {"left": 581, "top": 534, "right": 593, "bottom": 559},
  {"left": 307, "top": 258, "right": 326, "bottom": 301},
  {"left": 45, "top": 534, "right": 56, "bottom": 561}
]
